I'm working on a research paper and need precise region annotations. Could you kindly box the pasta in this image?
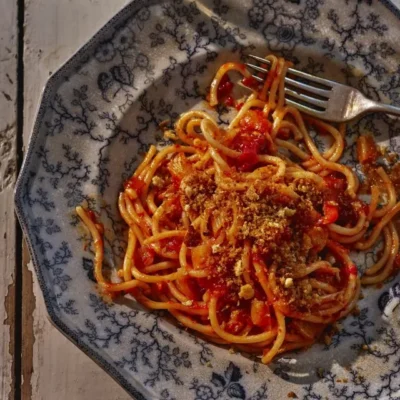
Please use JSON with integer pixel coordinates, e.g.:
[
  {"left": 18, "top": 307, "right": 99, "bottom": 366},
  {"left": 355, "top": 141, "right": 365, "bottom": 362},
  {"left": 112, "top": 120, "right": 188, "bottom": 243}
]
[{"left": 76, "top": 55, "right": 400, "bottom": 364}]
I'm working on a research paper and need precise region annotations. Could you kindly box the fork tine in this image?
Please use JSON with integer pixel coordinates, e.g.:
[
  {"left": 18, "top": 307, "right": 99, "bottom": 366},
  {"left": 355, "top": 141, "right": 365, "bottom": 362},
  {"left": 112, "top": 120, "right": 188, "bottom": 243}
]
[
  {"left": 246, "top": 60, "right": 331, "bottom": 98},
  {"left": 285, "top": 77, "right": 331, "bottom": 98},
  {"left": 245, "top": 62, "right": 269, "bottom": 74},
  {"left": 247, "top": 54, "right": 272, "bottom": 66},
  {"left": 286, "top": 68, "right": 335, "bottom": 89},
  {"left": 285, "top": 98, "right": 324, "bottom": 117},
  {"left": 247, "top": 54, "right": 336, "bottom": 89},
  {"left": 251, "top": 75, "right": 264, "bottom": 83},
  {"left": 284, "top": 88, "right": 328, "bottom": 109}
]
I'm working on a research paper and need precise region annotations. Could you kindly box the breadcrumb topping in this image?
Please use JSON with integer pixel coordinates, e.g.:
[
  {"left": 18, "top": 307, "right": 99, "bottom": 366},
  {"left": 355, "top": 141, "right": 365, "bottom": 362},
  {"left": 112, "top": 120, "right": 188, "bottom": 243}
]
[
  {"left": 160, "top": 156, "right": 337, "bottom": 310},
  {"left": 239, "top": 284, "right": 255, "bottom": 300}
]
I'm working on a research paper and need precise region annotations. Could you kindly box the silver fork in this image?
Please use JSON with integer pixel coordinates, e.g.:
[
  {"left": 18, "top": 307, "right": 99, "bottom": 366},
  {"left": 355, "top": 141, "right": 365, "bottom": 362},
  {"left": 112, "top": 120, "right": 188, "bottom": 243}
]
[{"left": 246, "top": 54, "right": 400, "bottom": 123}]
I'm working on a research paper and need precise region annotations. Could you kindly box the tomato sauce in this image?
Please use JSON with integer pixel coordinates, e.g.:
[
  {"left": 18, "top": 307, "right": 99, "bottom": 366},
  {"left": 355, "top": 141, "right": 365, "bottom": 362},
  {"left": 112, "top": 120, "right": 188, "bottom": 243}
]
[
  {"left": 252, "top": 301, "right": 272, "bottom": 329},
  {"left": 235, "top": 102, "right": 244, "bottom": 111},
  {"left": 241, "top": 76, "right": 259, "bottom": 90},
  {"left": 217, "top": 74, "right": 234, "bottom": 104},
  {"left": 182, "top": 277, "right": 205, "bottom": 301},
  {"left": 163, "top": 194, "right": 183, "bottom": 224},
  {"left": 135, "top": 245, "right": 155, "bottom": 267},
  {"left": 238, "top": 109, "right": 272, "bottom": 135},
  {"left": 231, "top": 111, "right": 272, "bottom": 171},
  {"left": 322, "top": 173, "right": 365, "bottom": 226},
  {"left": 154, "top": 282, "right": 169, "bottom": 295},
  {"left": 339, "top": 263, "right": 358, "bottom": 285},
  {"left": 319, "top": 202, "right": 339, "bottom": 225},
  {"left": 277, "top": 128, "right": 290, "bottom": 140},
  {"left": 161, "top": 237, "right": 183, "bottom": 253},
  {"left": 323, "top": 173, "right": 347, "bottom": 192},
  {"left": 86, "top": 210, "right": 97, "bottom": 223},
  {"left": 251, "top": 251, "right": 265, "bottom": 266},
  {"left": 292, "top": 205, "right": 320, "bottom": 232},
  {"left": 224, "top": 95, "right": 235, "bottom": 107},
  {"left": 392, "top": 254, "right": 400, "bottom": 276},
  {"left": 171, "top": 176, "right": 181, "bottom": 191},
  {"left": 199, "top": 275, "right": 230, "bottom": 298},
  {"left": 124, "top": 176, "right": 146, "bottom": 195},
  {"left": 345, "top": 263, "right": 358, "bottom": 276},
  {"left": 313, "top": 271, "right": 338, "bottom": 286},
  {"left": 197, "top": 257, "right": 241, "bottom": 301},
  {"left": 235, "top": 151, "right": 259, "bottom": 172},
  {"left": 232, "top": 139, "right": 264, "bottom": 171},
  {"left": 225, "top": 309, "right": 250, "bottom": 334},
  {"left": 252, "top": 285, "right": 268, "bottom": 301}
]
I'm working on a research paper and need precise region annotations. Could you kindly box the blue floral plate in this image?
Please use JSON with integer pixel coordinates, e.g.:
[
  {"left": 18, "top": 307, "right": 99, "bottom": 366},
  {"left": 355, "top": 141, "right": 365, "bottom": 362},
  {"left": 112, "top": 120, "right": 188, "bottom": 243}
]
[{"left": 15, "top": 0, "right": 400, "bottom": 399}]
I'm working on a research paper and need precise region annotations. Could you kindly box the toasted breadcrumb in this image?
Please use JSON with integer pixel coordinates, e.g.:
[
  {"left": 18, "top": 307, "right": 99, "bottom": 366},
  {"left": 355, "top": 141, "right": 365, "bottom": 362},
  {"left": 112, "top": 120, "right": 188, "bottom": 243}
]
[
  {"left": 234, "top": 259, "right": 244, "bottom": 277},
  {"left": 152, "top": 176, "right": 164, "bottom": 187},
  {"left": 284, "top": 278, "right": 294, "bottom": 288},
  {"left": 239, "top": 284, "right": 255, "bottom": 300},
  {"left": 178, "top": 166, "right": 332, "bottom": 310}
]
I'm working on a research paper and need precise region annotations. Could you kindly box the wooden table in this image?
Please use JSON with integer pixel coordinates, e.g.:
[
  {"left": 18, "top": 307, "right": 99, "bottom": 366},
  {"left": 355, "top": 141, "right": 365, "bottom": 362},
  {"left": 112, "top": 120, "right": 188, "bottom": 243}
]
[
  {"left": 3, "top": 0, "right": 400, "bottom": 399},
  {"left": 2, "top": 0, "right": 131, "bottom": 398}
]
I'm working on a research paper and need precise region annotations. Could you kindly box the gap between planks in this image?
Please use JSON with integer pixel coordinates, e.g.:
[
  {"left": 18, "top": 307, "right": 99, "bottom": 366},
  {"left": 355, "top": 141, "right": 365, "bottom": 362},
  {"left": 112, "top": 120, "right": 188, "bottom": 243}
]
[{"left": 0, "top": 0, "right": 19, "bottom": 399}]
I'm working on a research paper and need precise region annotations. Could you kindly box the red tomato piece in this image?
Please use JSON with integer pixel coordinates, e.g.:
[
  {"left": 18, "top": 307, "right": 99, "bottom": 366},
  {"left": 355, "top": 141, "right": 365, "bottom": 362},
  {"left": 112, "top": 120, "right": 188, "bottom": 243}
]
[
  {"left": 155, "top": 282, "right": 168, "bottom": 295},
  {"left": 217, "top": 75, "right": 234, "bottom": 98},
  {"left": 236, "top": 151, "right": 259, "bottom": 172},
  {"left": 224, "top": 95, "right": 235, "bottom": 107},
  {"left": 319, "top": 202, "right": 339, "bottom": 225},
  {"left": 231, "top": 127, "right": 270, "bottom": 172},
  {"left": 323, "top": 174, "right": 347, "bottom": 192},
  {"left": 199, "top": 275, "right": 229, "bottom": 298},
  {"left": 235, "top": 102, "right": 244, "bottom": 111},
  {"left": 238, "top": 110, "right": 272, "bottom": 135},
  {"left": 124, "top": 176, "right": 146, "bottom": 195},
  {"left": 339, "top": 263, "right": 358, "bottom": 284},
  {"left": 251, "top": 300, "right": 272, "bottom": 329},
  {"left": 345, "top": 263, "right": 358, "bottom": 277},
  {"left": 226, "top": 310, "right": 249, "bottom": 334},
  {"left": 86, "top": 210, "right": 97, "bottom": 223},
  {"left": 138, "top": 245, "right": 155, "bottom": 267},
  {"left": 241, "top": 76, "right": 259, "bottom": 89},
  {"left": 164, "top": 237, "right": 183, "bottom": 253}
]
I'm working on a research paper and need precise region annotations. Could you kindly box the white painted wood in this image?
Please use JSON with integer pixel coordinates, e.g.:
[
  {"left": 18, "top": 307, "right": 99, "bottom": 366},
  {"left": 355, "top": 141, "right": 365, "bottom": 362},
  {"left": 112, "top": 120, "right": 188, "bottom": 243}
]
[
  {"left": 23, "top": 1, "right": 131, "bottom": 399},
  {"left": 24, "top": 262, "right": 131, "bottom": 400},
  {"left": 21, "top": 0, "right": 400, "bottom": 399},
  {"left": 0, "top": 1, "right": 18, "bottom": 399}
]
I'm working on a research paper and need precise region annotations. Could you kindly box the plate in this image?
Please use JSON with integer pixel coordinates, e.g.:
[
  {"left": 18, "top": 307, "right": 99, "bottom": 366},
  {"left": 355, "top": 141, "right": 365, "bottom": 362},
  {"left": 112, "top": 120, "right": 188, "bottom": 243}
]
[{"left": 15, "top": 0, "right": 400, "bottom": 399}]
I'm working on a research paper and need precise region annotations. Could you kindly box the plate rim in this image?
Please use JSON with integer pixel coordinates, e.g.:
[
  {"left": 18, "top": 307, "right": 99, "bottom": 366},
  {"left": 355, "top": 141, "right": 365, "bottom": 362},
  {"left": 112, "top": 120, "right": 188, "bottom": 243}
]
[
  {"left": 14, "top": 0, "right": 400, "bottom": 399},
  {"left": 14, "top": 0, "right": 152, "bottom": 398}
]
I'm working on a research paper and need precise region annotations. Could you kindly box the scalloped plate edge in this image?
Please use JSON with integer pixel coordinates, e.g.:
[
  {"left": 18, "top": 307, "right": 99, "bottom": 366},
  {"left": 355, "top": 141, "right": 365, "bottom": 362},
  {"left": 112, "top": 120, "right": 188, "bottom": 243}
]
[
  {"left": 13, "top": 1, "right": 400, "bottom": 399},
  {"left": 14, "top": 1, "right": 157, "bottom": 399}
]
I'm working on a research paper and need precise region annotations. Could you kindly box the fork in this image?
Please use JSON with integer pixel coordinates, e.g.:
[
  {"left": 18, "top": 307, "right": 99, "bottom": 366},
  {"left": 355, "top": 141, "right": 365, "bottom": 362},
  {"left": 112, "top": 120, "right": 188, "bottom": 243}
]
[{"left": 245, "top": 54, "right": 400, "bottom": 123}]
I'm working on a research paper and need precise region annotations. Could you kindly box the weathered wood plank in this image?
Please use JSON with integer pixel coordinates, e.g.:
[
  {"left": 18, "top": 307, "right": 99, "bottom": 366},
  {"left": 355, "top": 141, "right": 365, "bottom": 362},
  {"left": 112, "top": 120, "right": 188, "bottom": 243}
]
[
  {"left": 0, "top": 1, "right": 18, "bottom": 399},
  {"left": 22, "top": 1, "right": 400, "bottom": 399},
  {"left": 23, "top": 1, "right": 131, "bottom": 399}
]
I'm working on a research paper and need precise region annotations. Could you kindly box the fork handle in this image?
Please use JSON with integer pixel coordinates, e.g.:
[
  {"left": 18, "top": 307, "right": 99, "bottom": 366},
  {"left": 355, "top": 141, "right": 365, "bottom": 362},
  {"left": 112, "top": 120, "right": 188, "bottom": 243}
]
[{"left": 369, "top": 102, "right": 400, "bottom": 118}]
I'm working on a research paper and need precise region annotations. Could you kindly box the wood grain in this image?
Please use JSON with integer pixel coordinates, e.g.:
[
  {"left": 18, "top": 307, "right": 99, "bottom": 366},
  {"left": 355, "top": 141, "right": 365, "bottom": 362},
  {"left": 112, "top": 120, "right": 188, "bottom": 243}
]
[
  {"left": 23, "top": 1, "right": 131, "bottom": 399},
  {"left": 0, "top": 1, "right": 18, "bottom": 399},
  {"left": 17, "top": 0, "right": 400, "bottom": 399}
]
